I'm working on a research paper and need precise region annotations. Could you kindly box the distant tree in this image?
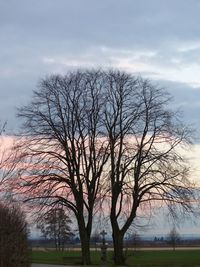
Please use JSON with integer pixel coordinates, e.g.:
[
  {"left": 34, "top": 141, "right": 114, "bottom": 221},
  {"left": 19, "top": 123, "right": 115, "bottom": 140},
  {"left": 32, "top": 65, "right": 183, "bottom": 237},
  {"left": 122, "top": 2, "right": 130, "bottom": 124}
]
[
  {"left": 128, "top": 231, "right": 141, "bottom": 251},
  {"left": 37, "top": 206, "right": 73, "bottom": 251},
  {"left": 154, "top": 236, "right": 158, "bottom": 242},
  {"left": 167, "top": 226, "right": 180, "bottom": 250},
  {"left": 0, "top": 121, "right": 9, "bottom": 186},
  {"left": 90, "top": 230, "right": 101, "bottom": 250},
  {"left": 0, "top": 121, "right": 6, "bottom": 135},
  {"left": 0, "top": 121, "right": 16, "bottom": 195},
  {"left": 0, "top": 203, "right": 29, "bottom": 267}
]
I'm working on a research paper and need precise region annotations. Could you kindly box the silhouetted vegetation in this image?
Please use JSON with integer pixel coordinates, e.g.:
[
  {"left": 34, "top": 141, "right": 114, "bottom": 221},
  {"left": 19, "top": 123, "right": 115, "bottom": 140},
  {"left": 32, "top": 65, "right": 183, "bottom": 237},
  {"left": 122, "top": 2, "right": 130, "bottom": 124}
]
[
  {"left": 0, "top": 203, "right": 30, "bottom": 267},
  {"left": 37, "top": 206, "right": 73, "bottom": 251},
  {"left": 15, "top": 69, "right": 195, "bottom": 265}
]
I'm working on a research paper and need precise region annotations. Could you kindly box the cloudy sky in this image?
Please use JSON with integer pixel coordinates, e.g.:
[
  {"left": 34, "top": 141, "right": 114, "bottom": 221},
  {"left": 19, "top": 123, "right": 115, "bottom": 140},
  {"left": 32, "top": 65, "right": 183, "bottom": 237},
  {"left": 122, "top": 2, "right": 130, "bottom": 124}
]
[
  {"left": 1, "top": 0, "right": 200, "bottom": 236},
  {"left": 1, "top": 0, "right": 200, "bottom": 133}
]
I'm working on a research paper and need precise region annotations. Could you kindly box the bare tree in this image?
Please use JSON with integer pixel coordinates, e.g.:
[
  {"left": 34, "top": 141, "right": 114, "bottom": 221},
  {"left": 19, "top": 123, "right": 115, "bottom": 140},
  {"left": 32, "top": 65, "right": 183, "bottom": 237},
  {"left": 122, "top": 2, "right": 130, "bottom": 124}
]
[
  {"left": 15, "top": 70, "right": 109, "bottom": 265},
  {"left": 128, "top": 231, "right": 141, "bottom": 251},
  {"left": 0, "top": 122, "right": 7, "bottom": 186},
  {"left": 0, "top": 121, "right": 16, "bottom": 195},
  {"left": 37, "top": 205, "right": 73, "bottom": 251},
  {"left": 0, "top": 203, "right": 30, "bottom": 267},
  {"left": 103, "top": 71, "right": 195, "bottom": 265},
  {"left": 14, "top": 70, "right": 195, "bottom": 265},
  {"left": 90, "top": 229, "right": 101, "bottom": 250},
  {"left": 167, "top": 226, "right": 180, "bottom": 250}
]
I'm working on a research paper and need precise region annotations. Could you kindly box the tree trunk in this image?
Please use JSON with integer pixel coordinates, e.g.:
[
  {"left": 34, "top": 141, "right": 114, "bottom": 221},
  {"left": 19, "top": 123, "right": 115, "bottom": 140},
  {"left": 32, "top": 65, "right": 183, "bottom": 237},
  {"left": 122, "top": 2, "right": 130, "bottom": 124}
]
[
  {"left": 112, "top": 230, "right": 125, "bottom": 265},
  {"left": 77, "top": 212, "right": 91, "bottom": 265},
  {"left": 79, "top": 230, "right": 91, "bottom": 265}
]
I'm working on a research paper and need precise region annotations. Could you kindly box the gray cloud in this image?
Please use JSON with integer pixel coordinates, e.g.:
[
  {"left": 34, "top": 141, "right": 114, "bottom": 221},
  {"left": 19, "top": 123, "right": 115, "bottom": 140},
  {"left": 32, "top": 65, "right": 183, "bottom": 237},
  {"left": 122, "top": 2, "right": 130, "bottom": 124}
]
[
  {"left": 155, "top": 80, "right": 200, "bottom": 132},
  {"left": 1, "top": 0, "right": 200, "bottom": 134},
  {"left": 1, "top": 0, "right": 200, "bottom": 236},
  {"left": 1, "top": 0, "right": 200, "bottom": 49}
]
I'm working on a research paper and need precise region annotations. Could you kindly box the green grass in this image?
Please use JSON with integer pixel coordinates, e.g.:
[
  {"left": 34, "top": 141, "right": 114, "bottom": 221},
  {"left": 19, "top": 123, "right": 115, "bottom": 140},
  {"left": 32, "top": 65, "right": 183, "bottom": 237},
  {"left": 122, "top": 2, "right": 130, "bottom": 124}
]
[
  {"left": 30, "top": 250, "right": 101, "bottom": 265},
  {"left": 30, "top": 250, "right": 68, "bottom": 264},
  {"left": 30, "top": 249, "right": 200, "bottom": 266},
  {"left": 126, "top": 250, "right": 200, "bottom": 267}
]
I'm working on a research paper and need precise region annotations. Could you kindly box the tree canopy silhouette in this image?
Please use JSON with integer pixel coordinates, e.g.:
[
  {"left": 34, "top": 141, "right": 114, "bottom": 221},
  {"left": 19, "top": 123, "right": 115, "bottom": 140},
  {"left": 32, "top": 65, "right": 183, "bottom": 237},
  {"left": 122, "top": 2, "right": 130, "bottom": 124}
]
[{"left": 15, "top": 69, "right": 195, "bottom": 265}]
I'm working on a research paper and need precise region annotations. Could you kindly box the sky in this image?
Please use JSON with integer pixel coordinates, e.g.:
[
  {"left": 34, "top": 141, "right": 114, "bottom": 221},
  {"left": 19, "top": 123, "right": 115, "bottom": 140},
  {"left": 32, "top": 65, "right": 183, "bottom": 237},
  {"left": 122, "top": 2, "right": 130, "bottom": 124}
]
[
  {"left": 1, "top": 0, "right": 200, "bottom": 236},
  {"left": 1, "top": 0, "right": 200, "bottom": 133}
]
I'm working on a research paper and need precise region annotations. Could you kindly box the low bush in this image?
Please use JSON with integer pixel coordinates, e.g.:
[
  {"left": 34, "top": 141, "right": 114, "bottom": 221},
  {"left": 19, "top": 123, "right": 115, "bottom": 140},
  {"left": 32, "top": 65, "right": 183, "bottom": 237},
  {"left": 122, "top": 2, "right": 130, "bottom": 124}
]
[{"left": 0, "top": 203, "right": 30, "bottom": 267}]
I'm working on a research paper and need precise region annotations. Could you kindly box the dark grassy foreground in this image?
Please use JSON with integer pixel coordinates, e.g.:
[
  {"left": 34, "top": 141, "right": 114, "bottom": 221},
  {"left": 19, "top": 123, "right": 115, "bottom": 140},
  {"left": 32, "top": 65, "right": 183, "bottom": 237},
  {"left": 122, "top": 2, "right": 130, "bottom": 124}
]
[
  {"left": 126, "top": 250, "right": 200, "bottom": 267},
  {"left": 30, "top": 250, "right": 100, "bottom": 265},
  {"left": 30, "top": 249, "right": 200, "bottom": 266}
]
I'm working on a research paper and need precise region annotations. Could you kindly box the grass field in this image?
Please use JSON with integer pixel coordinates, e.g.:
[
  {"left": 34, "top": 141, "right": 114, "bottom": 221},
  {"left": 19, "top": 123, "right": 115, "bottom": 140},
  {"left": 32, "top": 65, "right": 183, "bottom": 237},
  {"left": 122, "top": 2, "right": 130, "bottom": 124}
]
[
  {"left": 30, "top": 249, "right": 200, "bottom": 266},
  {"left": 126, "top": 250, "right": 200, "bottom": 267}
]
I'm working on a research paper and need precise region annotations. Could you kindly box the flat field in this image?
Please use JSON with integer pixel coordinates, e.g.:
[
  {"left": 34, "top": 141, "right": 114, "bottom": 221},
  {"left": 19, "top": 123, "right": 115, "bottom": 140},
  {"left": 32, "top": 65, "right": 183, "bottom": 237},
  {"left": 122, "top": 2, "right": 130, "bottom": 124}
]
[
  {"left": 30, "top": 249, "right": 200, "bottom": 266},
  {"left": 126, "top": 250, "right": 200, "bottom": 267}
]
